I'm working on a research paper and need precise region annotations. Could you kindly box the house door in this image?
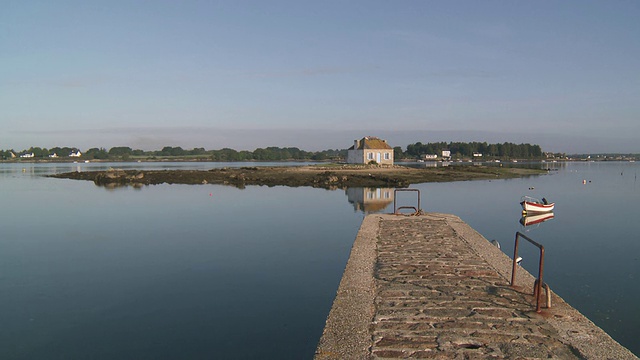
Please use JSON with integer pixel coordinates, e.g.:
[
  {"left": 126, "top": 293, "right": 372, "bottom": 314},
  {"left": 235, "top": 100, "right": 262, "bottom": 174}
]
[{"left": 376, "top": 152, "right": 381, "bottom": 163}]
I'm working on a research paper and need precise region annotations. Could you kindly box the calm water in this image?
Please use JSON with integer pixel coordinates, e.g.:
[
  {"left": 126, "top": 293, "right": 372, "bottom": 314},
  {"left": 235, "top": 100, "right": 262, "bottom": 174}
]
[{"left": 1, "top": 161, "right": 638, "bottom": 358}]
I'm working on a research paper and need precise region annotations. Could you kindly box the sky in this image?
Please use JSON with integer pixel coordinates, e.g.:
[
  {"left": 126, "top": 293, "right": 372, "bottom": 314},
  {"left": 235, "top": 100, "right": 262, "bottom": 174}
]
[{"left": 2, "top": 0, "right": 639, "bottom": 154}]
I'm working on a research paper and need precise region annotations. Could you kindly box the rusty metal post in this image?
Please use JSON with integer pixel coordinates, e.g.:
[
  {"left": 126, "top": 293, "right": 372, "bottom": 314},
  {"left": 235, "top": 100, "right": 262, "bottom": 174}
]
[
  {"left": 510, "top": 234, "right": 520, "bottom": 287},
  {"left": 544, "top": 283, "right": 552, "bottom": 309},
  {"left": 393, "top": 189, "right": 421, "bottom": 215},
  {"left": 511, "top": 232, "right": 547, "bottom": 313},
  {"left": 536, "top": 246, "right": 545, "bottom": 312}
]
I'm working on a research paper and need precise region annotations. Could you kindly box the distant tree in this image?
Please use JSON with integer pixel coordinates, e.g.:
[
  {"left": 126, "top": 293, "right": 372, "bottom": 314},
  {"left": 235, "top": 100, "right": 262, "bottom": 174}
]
[
  {"left": 211, "top": 148, "right": 240, "bottom": 161},
  {"left": 238, "top": 150, "right": 252, "bottom": 160},
  {"left": 49, "top": 147, "right": 76, "bottom": 157},
  {"left": 171, "top": 147, "right": 185, "bottom": 156},
  {"left": 26, "top": 147, "right": 48, "bottom": 157},
  {"left": 85, "top": 148, "right": 109, "bottom": 159},
  {"left": 311, "top": 152, "right": 327, "bottom": 161},
  {"left": 404, "top": 141, "right": 544, "bottom": 159},
  {"left": 393, "top": 146, "right": 404, "bottom": 160},
  {"left": 253, "top": 148, "right": 268, "bottom": 161},
  {"left": 108, "top": 147, "right": 133, "bottom": 157},
  {"left": 0, "top": 149, "right": 14, "bottom": 159},
  {"left": 189, "top": 147, "right": 206, "bottom": 156},
  {"left": 157, "top": 146, "right": 186, "bottom": 156}
]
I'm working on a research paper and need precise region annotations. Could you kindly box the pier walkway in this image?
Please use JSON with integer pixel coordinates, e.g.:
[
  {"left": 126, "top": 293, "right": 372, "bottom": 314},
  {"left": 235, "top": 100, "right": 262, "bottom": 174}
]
[{"left": 316, "top": 213, "right": 636, "bottom": 359}]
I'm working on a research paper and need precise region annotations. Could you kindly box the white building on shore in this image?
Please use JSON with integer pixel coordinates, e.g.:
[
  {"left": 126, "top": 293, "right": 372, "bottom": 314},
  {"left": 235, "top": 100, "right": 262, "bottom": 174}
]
[{"left": 346, "top": 136, "right": 394, "bottom": 165}]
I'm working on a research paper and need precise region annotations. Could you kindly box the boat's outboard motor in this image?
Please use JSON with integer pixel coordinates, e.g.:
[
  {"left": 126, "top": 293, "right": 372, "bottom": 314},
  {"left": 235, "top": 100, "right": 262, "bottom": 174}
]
[{"left": 542, "top": 197, "right": 548, "bottom": 205}]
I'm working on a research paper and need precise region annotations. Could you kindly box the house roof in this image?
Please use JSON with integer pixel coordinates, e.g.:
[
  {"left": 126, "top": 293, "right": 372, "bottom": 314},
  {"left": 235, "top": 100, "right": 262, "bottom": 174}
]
[{"left": 349, "top": 136, "right": 392, "bottom": 150}]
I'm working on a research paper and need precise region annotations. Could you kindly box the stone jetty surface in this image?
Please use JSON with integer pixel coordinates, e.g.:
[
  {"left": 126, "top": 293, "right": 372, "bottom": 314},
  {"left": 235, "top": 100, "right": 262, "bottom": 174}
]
[{"left": 316, "top": 214, "right": 637, "bottom": 359}]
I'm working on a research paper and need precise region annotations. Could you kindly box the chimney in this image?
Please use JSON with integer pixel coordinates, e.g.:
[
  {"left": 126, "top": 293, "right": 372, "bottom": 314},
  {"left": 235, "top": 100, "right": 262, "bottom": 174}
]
[{"left": 354, "top": 139, "right": 359, "bottom": 149}]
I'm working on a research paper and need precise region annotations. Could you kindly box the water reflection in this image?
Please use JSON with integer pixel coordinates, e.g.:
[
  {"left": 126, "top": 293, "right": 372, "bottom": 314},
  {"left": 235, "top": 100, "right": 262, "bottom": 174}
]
[
  {"left": 345, "top": 187, "right": 394, "bottom": 213},
  {"left": 519, "top": 212, "right": 555, "bottom": 230},
  {"left": 2, "top": 161, "right": 639, "bottom": 356},
  {"left": 100, "top": 182, "right": 146, "bottom": 191}
]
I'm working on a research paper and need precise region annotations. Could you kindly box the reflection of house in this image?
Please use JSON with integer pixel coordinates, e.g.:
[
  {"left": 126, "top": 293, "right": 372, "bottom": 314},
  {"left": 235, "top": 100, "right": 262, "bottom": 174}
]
[
  {"left": 346, "top": 187, "right": 394, "bottom": 213},
  {"left": 346, "top": 136, "right": 393, "bottom": 165}
]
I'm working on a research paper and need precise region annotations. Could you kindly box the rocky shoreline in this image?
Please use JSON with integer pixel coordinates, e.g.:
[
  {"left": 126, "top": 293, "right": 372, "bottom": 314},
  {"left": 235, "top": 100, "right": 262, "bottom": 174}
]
[{"left": 48, "top": 165, "right": 547, "bottom": 189}]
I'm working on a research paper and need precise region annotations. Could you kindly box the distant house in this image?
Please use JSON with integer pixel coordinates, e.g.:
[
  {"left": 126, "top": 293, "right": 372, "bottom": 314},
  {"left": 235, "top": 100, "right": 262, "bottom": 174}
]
[
  {"left": 424, "top": 154, "right": 438, "bottom": 160},
  {"left": 347, "top": 136, "right": 394, "bottom": 165},
  {"left": 49, "top": 153, "right": 58, "bottom": 158},
  {"left": 441, "top": 150, "right": 451, "bottom": 159},
  {"left": 20, "top": 153, "right": 34, "bottom": 158},
  {"left": 69, "top": 150, "right": 82, "bottom": 157},
  {"left": 10, "top": 152, "right": 16, "bottom": 158},
  {"left": 473, "top": 153, "right": 483, "bottom": 158}
]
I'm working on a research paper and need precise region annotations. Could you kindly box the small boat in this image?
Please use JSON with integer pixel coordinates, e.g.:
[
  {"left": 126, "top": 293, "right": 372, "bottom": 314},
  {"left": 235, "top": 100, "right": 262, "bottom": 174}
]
[
  {"left": 520, "top": 196, "right": 554, "bottom": 213},
  {"left": 520, "top": 212, "right": 555, "bottom": 226}
]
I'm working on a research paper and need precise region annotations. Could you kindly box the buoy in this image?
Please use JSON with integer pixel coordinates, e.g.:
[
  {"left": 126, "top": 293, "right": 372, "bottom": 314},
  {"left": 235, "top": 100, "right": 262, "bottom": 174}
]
[
  {"left": 209, "top": 193, "right": 212, "bottom": 196},
  {"left": 583, "top": 179, "right": 586, "bottom": 184}
]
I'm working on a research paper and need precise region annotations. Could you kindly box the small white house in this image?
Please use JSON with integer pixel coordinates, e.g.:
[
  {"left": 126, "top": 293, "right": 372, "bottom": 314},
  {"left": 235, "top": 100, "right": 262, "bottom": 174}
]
[
  {"left": 346, "top": 136, "right": 394, "bottom": 165},
  {"left": 69, "top": 150, "right": 82, "bottom": 157},
  {"left": 20, "top": 153, "right": 35, "bottom": 158},
  {"left": 473, "top": 153, "right": 483, "bottom": 158},
  {"left": 441, "top": 150, "right": 451, "bottom": 158},
  {"left": 424, "top": 154, "right": 438, "bottom": 160},
  {"left": 49, "top": 153, "right": 58, "bottom": 158}
]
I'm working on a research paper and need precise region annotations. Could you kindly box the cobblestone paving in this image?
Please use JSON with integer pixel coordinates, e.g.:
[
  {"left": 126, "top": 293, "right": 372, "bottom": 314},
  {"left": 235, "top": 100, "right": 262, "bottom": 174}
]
[{"left": 371, "top": 217, "right": 581, "bottom": 359}]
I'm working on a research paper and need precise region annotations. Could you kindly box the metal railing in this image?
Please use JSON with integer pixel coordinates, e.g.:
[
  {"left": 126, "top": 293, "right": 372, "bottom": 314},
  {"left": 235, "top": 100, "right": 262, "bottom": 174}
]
[
  {"left": 393, "top": 188, "right": 421, "bottom": 215},
  {"left": 510, "top": 231, "right": 551, "bottom": 313}
]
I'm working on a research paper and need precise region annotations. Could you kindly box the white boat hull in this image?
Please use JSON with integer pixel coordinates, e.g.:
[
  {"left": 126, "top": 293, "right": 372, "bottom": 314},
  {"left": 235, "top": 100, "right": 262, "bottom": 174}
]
[{"left": 521, "top": 201, "right": 554, "bottom": 213}]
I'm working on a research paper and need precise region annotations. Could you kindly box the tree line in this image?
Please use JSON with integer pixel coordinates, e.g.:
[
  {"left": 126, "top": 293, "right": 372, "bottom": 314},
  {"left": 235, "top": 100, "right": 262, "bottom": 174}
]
[
  {"left": 1, "top": 146, "right": 346, "bottom": 161},
  {"left": 403, "top": 141, "right": 543, "bottom": 159},
  {"left": 2, "top": 141, "right": 545, "bottom": 161}
]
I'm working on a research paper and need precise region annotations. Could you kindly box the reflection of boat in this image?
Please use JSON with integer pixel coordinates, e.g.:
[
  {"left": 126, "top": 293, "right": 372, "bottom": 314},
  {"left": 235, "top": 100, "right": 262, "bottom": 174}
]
[
  {"left": 520, "top": 212, "right": 554, "bottom": 226},
  {"left": 520, "top": 196, "right": 554, "bottom": 213}
]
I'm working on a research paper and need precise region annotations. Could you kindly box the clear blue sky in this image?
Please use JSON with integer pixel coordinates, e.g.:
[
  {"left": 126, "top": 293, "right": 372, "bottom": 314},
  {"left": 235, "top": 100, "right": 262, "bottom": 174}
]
[{"left": 2, "top": 1, "right": 639, "bottom": 153}]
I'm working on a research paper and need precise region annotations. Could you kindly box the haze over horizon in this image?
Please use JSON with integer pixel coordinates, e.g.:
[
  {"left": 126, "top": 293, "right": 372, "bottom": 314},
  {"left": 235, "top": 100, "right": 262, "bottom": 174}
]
[{"left": 3, "top": 1, "right": 639, "bottom": 154}]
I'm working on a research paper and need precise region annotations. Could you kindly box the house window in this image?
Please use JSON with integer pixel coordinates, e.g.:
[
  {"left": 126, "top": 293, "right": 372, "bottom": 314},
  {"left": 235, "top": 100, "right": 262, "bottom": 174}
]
[
  {"left": 367, "top": 152, "right": 374, "bottom": 160},
  {"left": 384, "top": 152, "right": 390, "bottom": 160}
]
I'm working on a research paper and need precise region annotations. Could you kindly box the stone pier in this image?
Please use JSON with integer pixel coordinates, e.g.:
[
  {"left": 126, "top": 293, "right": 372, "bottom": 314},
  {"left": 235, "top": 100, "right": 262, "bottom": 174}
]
[{"left": 315, "top": 213, "right": 637, "bottom": 359}]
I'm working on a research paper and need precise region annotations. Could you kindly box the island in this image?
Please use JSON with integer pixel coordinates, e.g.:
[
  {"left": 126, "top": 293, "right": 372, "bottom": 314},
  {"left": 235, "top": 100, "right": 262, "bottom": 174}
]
[{"left": 48, "top": 164, "right": 547, "bottom": 189}]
